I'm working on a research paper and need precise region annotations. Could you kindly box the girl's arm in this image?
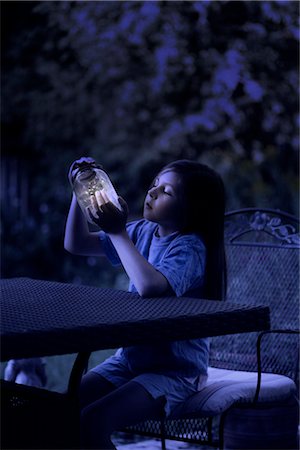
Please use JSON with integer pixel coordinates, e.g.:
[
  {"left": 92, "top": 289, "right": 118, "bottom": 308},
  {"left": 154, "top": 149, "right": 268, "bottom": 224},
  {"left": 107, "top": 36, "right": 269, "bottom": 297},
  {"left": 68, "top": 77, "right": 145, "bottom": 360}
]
[
  {"left": 108, "top": 230, "right": 169, "bottom": 297},
  {"left": 64, "top": 194, "right": 105, "bottom": 256},
  {"left": 87, "top": 195, "right": 170, "bottom": 297}
]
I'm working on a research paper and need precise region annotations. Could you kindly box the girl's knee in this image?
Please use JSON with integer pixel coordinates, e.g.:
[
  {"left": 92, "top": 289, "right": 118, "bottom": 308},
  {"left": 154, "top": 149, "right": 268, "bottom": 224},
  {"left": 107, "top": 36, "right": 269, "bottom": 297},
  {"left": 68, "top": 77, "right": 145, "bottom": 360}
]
[{"left": 79, "top": 372, "right": 114, "bottom": 409}]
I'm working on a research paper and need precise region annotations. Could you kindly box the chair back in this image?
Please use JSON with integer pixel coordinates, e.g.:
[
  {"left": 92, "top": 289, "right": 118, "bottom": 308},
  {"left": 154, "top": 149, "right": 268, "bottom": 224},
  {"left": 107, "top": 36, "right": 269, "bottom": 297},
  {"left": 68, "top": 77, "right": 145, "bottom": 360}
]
[{"left": 209, "top": 208, "right": 299, "bottom": 380}]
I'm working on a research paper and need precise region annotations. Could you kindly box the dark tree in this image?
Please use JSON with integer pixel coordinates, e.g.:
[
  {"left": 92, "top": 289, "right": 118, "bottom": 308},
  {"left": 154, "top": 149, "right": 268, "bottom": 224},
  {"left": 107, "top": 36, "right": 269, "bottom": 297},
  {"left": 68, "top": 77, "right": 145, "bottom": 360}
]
[{"left": 1, "top": 1, "right": 299, "bottom": 284}]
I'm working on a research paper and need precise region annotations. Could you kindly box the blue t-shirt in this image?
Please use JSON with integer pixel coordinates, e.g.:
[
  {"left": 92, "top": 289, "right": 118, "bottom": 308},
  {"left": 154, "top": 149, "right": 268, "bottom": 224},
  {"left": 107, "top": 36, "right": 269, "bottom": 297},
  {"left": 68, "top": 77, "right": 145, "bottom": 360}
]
[{"left": 99, "top": 219, "right": 209, "bottom": 377}]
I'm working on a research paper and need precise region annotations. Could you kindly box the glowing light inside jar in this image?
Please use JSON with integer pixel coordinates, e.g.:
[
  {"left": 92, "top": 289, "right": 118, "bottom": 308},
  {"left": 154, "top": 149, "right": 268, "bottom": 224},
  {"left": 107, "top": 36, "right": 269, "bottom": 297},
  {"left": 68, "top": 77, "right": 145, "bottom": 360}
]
[{"left": 72, "top": 167, "right": 121, "bottom": 224}]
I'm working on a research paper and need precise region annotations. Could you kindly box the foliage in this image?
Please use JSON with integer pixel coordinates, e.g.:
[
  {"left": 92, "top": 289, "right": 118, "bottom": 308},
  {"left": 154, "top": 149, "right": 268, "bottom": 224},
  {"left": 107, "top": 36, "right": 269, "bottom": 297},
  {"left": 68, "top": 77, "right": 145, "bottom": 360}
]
[{"left": 1, "top": 0, "right": 299, "bottom": 283}]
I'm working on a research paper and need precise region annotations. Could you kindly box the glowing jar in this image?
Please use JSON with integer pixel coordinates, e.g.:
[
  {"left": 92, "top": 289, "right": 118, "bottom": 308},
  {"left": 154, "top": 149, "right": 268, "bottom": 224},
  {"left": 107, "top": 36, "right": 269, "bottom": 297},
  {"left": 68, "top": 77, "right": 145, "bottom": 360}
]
[{"left": 72, "top": 163, "right": 121, "bottom": 224}]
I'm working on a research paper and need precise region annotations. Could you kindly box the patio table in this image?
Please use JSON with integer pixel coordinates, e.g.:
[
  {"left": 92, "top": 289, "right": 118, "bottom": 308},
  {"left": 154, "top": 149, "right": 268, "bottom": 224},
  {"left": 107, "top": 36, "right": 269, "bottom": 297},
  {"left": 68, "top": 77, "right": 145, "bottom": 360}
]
[{"left": 1, "top": 277, "right": 270, "bottom": 361}]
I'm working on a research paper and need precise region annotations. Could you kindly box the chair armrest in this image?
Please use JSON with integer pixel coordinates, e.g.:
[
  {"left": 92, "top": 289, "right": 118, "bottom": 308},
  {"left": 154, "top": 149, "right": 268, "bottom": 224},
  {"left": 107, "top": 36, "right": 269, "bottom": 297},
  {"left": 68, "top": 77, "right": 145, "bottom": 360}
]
[{"left": 254, "top": 329, "right": 299, "bottom": 402}]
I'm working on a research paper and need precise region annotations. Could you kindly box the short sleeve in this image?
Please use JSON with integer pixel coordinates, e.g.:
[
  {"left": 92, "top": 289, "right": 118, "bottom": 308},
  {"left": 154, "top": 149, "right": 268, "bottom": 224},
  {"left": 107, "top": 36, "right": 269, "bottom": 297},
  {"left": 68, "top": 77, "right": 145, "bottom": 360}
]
[
  {"left": 98, "top": 220, "right": 145, "bottom": 266},
  {"left": 155, "top": 237, "right": 206, "bottom": 297}
]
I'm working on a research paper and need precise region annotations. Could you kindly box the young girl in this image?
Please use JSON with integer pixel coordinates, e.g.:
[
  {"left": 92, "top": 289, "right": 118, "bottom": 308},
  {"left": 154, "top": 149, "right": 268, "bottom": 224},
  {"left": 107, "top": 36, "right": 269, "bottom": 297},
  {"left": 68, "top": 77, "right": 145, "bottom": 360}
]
[{"left": 64, "top": 158, "right": 226, "bottom": 449}]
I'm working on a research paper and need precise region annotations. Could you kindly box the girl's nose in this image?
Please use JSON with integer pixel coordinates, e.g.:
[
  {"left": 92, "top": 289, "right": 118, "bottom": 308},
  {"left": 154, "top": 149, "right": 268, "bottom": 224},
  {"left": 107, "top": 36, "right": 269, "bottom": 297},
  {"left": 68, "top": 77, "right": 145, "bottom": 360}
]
[{"left": 149, "top": 187, "right": 157, "bottom": 199}]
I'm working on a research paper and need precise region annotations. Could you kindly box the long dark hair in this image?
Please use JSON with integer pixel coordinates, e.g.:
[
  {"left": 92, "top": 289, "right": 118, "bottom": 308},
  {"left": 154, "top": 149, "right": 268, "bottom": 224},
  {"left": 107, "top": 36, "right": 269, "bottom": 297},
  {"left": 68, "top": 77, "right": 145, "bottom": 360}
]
[{"left": 160, "top": 160, "right": 227, "bottom": 301}]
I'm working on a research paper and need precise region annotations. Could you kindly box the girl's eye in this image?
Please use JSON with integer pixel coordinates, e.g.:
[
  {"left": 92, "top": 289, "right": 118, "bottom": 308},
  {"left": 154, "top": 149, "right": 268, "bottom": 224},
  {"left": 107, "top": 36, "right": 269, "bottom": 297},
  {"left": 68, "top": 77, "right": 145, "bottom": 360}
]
[{"left": 163, "top": 189, "right": 172, "bottom": 196}]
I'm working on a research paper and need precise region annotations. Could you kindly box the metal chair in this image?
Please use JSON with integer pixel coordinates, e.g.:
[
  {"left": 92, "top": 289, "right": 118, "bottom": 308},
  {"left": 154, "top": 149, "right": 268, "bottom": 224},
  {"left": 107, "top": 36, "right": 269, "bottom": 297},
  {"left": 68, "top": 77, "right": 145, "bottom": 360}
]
[{"left": 125, "top": 208, "right": 299, "bottom": 450}]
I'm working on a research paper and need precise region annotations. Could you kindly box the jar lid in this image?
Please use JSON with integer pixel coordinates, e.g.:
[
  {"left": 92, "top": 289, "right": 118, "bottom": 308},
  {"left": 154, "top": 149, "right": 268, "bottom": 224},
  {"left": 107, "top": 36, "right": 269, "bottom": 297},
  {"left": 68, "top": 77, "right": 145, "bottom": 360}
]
[{"left": 76, "top": 167, "right": 96, "bottom": 182}]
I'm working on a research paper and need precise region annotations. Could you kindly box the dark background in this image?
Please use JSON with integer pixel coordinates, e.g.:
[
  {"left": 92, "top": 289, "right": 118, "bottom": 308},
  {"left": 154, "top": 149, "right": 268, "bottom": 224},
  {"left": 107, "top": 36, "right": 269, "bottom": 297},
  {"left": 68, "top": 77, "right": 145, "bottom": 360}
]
[{"left": 1, "top": 1, "right": 299, "bottom": 288}]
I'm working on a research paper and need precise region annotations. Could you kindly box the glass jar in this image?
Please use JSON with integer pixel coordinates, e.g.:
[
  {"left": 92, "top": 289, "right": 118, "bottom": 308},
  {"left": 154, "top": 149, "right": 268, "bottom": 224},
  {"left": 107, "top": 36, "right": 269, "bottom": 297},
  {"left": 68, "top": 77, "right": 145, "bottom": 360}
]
[{"left": 71, "top": 162, "right": 121, "bottom": 224}]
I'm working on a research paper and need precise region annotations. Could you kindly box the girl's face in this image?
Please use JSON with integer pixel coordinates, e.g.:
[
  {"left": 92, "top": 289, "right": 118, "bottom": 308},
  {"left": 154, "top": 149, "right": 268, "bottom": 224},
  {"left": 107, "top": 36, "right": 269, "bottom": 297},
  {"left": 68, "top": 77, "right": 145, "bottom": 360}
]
[{"left": 143, "top": 170, "right": 185, "bottom": 236}]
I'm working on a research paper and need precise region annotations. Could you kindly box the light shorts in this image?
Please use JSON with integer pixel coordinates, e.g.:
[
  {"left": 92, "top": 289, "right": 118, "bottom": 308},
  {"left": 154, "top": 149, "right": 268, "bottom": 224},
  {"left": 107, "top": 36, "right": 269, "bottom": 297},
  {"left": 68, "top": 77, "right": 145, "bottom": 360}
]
[{"left": 90, "top": 349, "right": 207, "bottom": 417}]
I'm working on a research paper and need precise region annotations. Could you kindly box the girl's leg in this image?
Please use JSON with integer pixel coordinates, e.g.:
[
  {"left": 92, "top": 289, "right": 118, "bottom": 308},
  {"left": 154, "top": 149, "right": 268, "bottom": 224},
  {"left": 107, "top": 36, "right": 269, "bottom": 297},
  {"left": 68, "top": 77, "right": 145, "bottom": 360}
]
[
  {"left": 79, "top": 371, "right": 116, "bottom": 409},
  {"left": 81, "top": 380, "right": 165, "bottom": 450}
]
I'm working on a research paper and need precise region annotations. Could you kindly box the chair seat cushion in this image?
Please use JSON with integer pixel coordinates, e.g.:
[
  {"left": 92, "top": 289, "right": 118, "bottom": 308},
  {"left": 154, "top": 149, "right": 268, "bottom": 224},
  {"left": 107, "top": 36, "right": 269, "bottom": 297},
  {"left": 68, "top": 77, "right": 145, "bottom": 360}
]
[{"left": 170, "top": 366, "right": 297, "bottom": 418}]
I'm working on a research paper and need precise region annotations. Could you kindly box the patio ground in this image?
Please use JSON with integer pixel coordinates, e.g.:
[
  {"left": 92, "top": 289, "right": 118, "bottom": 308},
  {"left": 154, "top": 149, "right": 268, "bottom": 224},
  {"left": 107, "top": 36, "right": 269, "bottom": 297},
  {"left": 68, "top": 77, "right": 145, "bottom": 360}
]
[{"left": 113, "top": 432, "right": 216, "bottom": 449}]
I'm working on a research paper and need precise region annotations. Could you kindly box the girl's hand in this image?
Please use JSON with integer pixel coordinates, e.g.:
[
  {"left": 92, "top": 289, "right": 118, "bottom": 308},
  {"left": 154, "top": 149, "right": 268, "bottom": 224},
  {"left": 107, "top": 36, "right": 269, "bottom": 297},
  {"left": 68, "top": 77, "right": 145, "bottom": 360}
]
[
  {"left": 88, "top": 195, "right": 128, "bottom": 234},
  {"left": 68, "top": 156, "right": 97, "bottom": 186}
]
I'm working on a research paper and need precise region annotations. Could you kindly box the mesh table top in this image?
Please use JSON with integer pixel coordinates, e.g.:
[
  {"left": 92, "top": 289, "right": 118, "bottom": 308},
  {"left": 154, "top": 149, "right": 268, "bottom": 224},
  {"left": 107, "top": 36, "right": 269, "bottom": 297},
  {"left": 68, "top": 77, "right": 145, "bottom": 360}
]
[{"left": 0, "top": 278, "right": 270, "bottom": 361}]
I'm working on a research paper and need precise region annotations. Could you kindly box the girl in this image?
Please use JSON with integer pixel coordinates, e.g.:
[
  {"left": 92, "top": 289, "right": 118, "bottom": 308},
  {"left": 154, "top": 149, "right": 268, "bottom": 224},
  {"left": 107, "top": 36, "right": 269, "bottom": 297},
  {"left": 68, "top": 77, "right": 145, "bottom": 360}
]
[{"left": 64, "top": 158, "right": 226, "bottom": 449}]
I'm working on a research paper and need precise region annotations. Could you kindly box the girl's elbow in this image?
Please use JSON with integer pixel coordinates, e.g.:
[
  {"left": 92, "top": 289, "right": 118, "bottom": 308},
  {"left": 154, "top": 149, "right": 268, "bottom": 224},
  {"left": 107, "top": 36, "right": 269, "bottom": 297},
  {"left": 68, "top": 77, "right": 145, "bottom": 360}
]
[
  {"left": 64, "top": 241, "right": 75, "bottom": 254},
  {"left": 136, "top": 273, "right": 170, "bottom": 298},
  {"left": 135, "top": 282, "right": 152, "bottom": 298},
  {"left": 138, "top": 282, "right": 166, "bottom": 298},
  {"left": 139, "top": 287, "right": 152, "bottom": 298}
]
